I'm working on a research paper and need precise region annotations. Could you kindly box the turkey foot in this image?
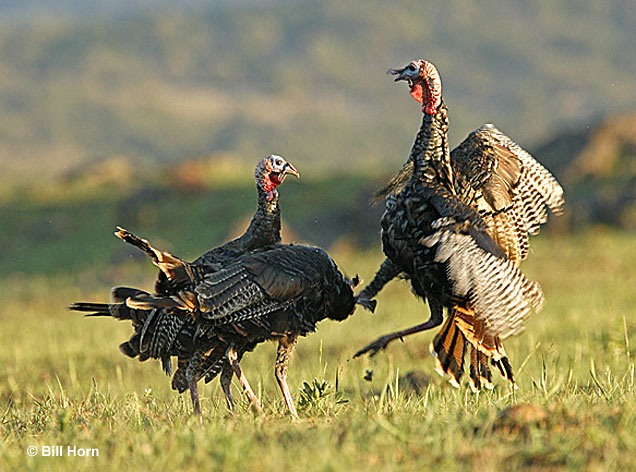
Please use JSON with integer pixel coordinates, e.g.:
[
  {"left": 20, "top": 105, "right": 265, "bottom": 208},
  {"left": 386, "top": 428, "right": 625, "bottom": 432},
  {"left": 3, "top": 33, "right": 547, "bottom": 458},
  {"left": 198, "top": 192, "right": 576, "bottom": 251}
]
[
  {"left": 354, "top": 333, "right": 406, "bottom": 358},
  {"left": 354, "top": 317, "right": 443, "bottom": 358}
]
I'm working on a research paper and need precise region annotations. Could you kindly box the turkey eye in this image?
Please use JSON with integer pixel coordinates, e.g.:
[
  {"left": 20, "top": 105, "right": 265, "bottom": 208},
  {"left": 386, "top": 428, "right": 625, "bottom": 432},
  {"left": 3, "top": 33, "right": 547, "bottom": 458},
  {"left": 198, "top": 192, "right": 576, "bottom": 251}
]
[
  {"left": 275, "top": 158, "right": 283, "bottom": 166},
  {"left": 407, "top": 64, "right": 416, "bottom": 71}
]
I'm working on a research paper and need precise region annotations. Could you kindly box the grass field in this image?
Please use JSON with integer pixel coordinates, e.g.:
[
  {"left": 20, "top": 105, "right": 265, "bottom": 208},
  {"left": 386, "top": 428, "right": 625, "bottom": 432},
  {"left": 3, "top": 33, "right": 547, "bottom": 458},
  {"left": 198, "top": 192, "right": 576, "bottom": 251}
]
[{"left": 1, "top": 229, "right": 635, "bottom": 470}]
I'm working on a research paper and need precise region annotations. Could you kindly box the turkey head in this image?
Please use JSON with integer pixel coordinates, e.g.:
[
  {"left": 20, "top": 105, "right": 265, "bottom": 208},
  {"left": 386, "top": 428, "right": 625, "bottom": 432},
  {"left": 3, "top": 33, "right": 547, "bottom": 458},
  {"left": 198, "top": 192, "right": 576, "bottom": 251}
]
[
  {"left": 388, "top": 60, "right": 442, "bottom": 115},
  {"left": 254, "top": 154, "right": 300, "bottom": 201}
]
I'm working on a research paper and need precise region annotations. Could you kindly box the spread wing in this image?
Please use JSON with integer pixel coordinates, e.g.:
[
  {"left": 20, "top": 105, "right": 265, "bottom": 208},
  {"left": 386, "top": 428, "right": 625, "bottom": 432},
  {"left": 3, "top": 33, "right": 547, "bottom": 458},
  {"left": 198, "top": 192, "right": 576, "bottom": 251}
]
[
  {"left": 451, "top": 124, "right": 565, "bottom": 265},
  {"left": 422, "top": 217, "right": 544, "bottom": 340},
  {"left": 409, "top": 180, "right": 545, "bottom": 340}
]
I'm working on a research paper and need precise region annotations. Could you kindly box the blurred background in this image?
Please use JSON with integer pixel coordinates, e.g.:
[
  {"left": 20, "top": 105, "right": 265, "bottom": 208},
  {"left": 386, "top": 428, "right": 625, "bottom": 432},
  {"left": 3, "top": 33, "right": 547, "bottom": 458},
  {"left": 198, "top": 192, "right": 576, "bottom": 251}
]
[{"left": 0, "top": 0, "right": 635, "bottom": 276}]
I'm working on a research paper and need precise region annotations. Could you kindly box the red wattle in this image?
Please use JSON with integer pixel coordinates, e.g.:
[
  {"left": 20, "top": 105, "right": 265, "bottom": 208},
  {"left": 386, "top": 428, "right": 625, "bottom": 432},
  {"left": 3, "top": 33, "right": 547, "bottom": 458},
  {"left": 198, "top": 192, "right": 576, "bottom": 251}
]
[
  {"left": 262, "top": 174, "right": 277, "bottom": 194},
  {"left": 409, "top": 84, "right": 424, "bottom": 103}
]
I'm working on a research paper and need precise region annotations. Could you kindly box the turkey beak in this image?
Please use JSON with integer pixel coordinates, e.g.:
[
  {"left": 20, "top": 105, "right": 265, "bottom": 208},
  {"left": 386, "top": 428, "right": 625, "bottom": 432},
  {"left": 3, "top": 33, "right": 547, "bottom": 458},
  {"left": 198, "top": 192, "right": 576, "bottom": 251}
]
[
  {"left": 283, "top": 163, "right": 300, "bottom": 179},
  {"left": 388, "top": 64, "right": 420, "bottom": 86},
  {"left": 387, "top": 66, "right": 408, "bottom": 82}
]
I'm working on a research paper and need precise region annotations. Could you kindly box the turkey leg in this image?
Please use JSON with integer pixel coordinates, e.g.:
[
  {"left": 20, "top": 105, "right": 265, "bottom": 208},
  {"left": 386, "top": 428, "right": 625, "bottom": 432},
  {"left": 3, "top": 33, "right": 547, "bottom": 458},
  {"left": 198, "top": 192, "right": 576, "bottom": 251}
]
[
  {"left": 356, "top": 258, "right": 400, "bottom": 311},
  {"left": 226, "top": 346, "right": 264, "bottom": 414},
  {"left": 220, "top": 362, "right": 235, "bottom": 412},
  {"left": 275, "top": 335, "right": 299, "bottom": 419},
  {"left": 354, "top": 301, "right": 443, "bottom": 358},
  {"left": 189, "top": 379, "right": 201, "bottom": 416}
]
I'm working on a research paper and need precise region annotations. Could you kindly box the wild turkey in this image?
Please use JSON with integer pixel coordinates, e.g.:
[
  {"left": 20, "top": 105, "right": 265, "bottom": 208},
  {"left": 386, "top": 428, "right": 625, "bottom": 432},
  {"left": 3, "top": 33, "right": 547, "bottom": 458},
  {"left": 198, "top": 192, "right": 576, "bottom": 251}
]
[
  {"left": 72, "top": 244, "right": 359, "bottom": 418},
  {"left": 355, "top": 59, "right": 564, "bottom": 390},
  {"left": 70, "top": 155, "right": 299, "bottom": 413}
]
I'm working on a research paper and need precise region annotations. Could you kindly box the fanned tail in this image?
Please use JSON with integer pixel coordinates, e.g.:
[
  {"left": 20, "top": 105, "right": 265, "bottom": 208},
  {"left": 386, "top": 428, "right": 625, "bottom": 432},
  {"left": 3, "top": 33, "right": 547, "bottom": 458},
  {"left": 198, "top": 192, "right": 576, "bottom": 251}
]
[{"left": 429, "top": 306, "right": 516, "bottom": 390}]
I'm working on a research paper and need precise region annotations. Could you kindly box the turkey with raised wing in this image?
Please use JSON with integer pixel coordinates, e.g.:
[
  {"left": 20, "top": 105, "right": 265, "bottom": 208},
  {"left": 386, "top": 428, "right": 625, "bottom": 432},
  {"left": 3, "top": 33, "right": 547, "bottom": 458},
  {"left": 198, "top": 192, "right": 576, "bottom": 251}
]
[{"left": 355, "top": 59, "right": 564, "bottom": 390}]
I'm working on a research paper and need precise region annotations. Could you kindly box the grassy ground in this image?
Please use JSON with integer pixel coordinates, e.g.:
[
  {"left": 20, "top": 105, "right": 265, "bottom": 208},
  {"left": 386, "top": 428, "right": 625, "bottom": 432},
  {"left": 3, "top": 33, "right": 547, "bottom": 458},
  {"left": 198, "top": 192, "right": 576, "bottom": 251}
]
[{"left": 1, "top": 229, "right": 635, "bottom": 470}]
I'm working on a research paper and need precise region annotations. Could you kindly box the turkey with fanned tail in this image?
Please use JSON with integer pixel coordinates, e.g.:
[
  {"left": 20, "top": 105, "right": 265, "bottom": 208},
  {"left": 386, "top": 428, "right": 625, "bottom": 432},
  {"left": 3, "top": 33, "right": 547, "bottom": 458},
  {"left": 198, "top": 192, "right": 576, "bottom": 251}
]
[{"left": 355, "top": 59, "right": 564, "bottom": 390}]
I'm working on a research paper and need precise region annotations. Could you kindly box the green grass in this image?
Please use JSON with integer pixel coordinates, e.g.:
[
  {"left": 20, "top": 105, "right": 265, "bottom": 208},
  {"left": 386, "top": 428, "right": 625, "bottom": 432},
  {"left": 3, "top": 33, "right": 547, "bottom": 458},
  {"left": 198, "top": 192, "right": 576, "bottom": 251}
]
[{"left": 2, "top": 230, "right": 636, "bottom": 470}]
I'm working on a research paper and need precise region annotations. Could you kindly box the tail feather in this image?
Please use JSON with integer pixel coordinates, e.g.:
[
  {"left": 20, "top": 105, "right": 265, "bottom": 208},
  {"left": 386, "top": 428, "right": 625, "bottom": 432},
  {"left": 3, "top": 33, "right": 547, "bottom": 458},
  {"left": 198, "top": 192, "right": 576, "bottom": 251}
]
[
  {"left": 115, "top": 226, "right": 199, "bottom": 291},
  {"left": 468, "top": 347, "right": 494, "bottom": 392},
  {"left": 172, "top": 360, "right": 190, "bottom": 393},
  {"left": 125, "top": 293, "right": 193, "bottom": 311},
  {"left": 491, "top": 356, "right": 516, "bottom": 387},
  {"left": 139, "top": 309, "right": 159, "bottom": 354},
  {"left": 71, "top": 287, "right": 153, "bottom": 322},
  {"left": 430, "top": 313, "right": 466, "bottom": 387},
  {"left": 71, "top": 287, "right": 194, "bottom": 375},
  {"left": 70, "top": 301, "right": 140, "bottom": 321},
  {"left": 111, "top": 287, "right": 148, "bottom": 303},
  {"left": 500, "top": 356, "right": 514, "bottom": 382},
  {"left": 114, "top": 226, "right": 158, "bottom": 259},
  {"left": 430, "top": 306, "right": 517, "bottom": 390},
  {"left": 69, "top": 302, "right": 111, "bottom": 316},
  {"left": 478, "top": 350, "right": 494, "bottom": 388},
  {"left": 201, "top": 341, "right": 230, "bottom": 384},
  {"left": 452, "top": 307, "right": 507, "bottom": 360},
  {"left": 119, "top": 340, "right": 139, "bottom": 358},
  {"left": 161, "top": 355, "right": 173, "bottom": 376}
]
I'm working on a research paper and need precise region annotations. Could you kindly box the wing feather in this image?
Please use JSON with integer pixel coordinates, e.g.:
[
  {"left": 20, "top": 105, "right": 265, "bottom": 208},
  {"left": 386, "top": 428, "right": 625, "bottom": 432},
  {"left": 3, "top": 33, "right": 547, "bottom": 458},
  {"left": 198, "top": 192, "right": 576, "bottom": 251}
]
[
  {"left": 451, "top": 124, "right": 564, "bottom": 263},
  {"left": 422, "top": 218, "right": 544, "bottom": 339}
]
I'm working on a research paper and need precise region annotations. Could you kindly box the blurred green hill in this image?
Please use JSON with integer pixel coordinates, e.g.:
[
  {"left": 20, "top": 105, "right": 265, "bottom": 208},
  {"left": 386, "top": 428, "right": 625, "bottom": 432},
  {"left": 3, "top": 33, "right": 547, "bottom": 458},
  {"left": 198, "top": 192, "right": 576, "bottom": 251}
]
[{"left": 0, "top": 0, "right": 634, "bottom": 177}]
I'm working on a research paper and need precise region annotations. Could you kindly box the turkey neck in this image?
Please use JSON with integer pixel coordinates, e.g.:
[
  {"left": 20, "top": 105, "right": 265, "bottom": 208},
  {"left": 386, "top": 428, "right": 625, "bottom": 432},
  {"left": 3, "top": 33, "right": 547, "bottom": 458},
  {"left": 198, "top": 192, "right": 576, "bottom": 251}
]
[
  {"left": 239, "top": 185, "right": 282, "bottom": 250},
  {"left": 410, "top": 100, "right": 453, "bottom": 190},
  {"left": 374, "top": 101, "right": 453, "bottom": 200}
]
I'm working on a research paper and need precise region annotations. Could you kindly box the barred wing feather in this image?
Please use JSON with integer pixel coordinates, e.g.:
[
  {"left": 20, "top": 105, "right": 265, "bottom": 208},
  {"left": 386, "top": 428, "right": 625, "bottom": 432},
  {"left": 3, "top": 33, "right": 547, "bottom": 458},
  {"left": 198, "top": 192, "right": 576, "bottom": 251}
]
[{"left": 422, "top": 218, "right": 544, "bottom": 339}]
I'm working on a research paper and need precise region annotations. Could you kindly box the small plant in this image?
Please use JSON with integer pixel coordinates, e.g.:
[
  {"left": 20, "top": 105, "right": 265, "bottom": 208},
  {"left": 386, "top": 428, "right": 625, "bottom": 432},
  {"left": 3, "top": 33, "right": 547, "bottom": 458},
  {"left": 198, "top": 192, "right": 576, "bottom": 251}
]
[
  {"left": 297, "top": 378, "right": 348, "bottom": 413},
  {"left": 143, "top": 388, "right": 154, "bottom": 404}
]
